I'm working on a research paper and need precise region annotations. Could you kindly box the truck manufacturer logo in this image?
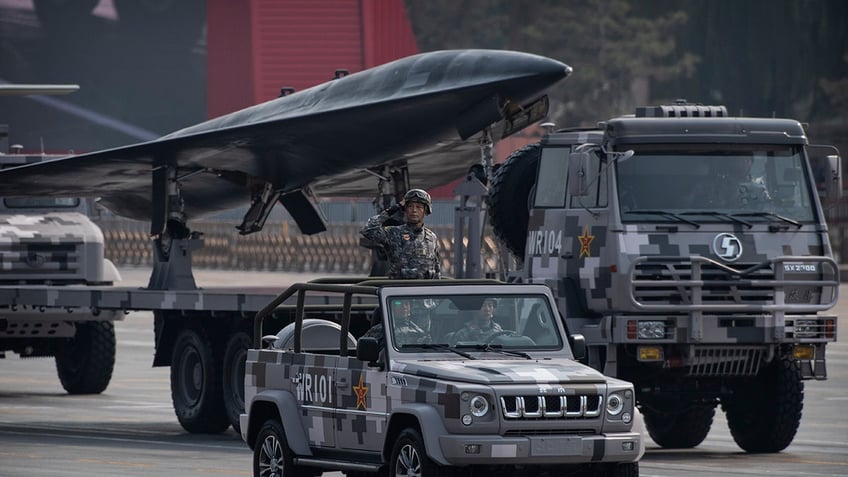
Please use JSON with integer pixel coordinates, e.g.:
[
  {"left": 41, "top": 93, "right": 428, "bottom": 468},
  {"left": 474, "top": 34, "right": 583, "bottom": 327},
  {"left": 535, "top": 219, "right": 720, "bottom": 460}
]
[
  {"left": 712, "top": 233, "right": 742, "bottom": 262},
  {"left": 25, "top": 252, "right": 47, "bottom": 268}
]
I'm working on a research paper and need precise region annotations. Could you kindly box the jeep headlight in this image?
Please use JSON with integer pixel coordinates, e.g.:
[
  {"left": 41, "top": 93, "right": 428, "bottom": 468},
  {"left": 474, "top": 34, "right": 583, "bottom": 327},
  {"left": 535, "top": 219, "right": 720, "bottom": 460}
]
[
  {"left": 606, "top": 390, "right": 633, "bottom": 424},
  {"left": 470, "top": 395, "right": 489, "bottom": 417}
]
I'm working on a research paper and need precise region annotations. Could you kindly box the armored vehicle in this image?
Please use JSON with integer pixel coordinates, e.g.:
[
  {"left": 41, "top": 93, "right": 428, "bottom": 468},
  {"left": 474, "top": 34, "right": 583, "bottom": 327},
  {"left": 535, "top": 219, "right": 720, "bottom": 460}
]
[
  {"left": 241, "top": 279, "right": 644, "bottom": 476},
  {"left": 488, "top": 103, "right": 840, "bottom": 453}
]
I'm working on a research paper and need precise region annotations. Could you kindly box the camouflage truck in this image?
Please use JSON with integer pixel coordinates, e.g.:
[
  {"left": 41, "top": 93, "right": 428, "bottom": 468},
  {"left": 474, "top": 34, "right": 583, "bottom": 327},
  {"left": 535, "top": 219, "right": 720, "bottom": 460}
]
[
  {"left": 241, "top": 279, "right": 644, "bottom": 477},
  {"left": 487, "top": 103, "right": 841, "bottom": 453},
  {"left": 0, "top": 151, "right": 124, "bottom": 394}
]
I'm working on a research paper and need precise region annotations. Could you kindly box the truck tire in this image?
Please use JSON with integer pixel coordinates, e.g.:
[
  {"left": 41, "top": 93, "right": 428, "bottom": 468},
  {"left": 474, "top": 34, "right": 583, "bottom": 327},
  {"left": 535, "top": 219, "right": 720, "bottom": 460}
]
[
  {"left": 722, "top": 354, "right": 803, "bottom": 453},
  {"left": 170, "top": 328, "right": 230, "bottom": 433},
  {"left": 488, "top": 142, "right": 542, "bottom": 260},
  {"left": 55, "top": 321, "right": 116, "bottom": 395},
  {"left": 253, "top": 419, "right": 319, "bottom": 477},
  {"left": 642, "top": 403, "right": 715, "bottom": 449},
  {"left": 390, "top": 427, "right": 452, "bottom": 477},
  {"left": 223, "top": 331, "right": 252, "bottom": 433}
]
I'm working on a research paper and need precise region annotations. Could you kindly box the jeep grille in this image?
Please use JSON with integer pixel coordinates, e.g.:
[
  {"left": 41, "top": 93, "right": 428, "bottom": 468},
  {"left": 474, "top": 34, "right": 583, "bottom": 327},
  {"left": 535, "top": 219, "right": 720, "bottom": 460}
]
[{"left": 500, "top": 394, "right": 603, "bottom": 419}]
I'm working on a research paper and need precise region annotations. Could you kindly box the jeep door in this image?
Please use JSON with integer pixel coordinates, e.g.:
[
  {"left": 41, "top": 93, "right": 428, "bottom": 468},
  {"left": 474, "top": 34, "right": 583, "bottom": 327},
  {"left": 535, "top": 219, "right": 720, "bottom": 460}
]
[
  {"left": 333, "top": 356, "right": 388, "bottom": 452},
  {"left": 290, "top": 353, "right": 339, "bottom": 448}
]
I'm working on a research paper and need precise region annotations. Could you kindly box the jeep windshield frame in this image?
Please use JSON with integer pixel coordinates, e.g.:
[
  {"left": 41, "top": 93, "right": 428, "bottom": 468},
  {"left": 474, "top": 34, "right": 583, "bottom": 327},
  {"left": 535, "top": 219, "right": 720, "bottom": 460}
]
[
  {"left": 383, "top": 289, "right": 566, "bottom": 354},
  {"left": 615, "top": 144, "right": 820, "bottom": 224}
]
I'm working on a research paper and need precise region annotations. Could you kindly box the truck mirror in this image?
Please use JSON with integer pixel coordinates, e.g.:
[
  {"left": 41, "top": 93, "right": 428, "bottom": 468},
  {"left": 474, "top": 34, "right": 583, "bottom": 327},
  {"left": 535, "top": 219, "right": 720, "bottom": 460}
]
[
  {"left": 569, "top": 333, "right": 586, "bottom": 361},
  {"left": 567, "top": 151, "right": 591, "bottom": 196},
  {"left": 809, "top": 153, "right": 843, "bottom": 202}
]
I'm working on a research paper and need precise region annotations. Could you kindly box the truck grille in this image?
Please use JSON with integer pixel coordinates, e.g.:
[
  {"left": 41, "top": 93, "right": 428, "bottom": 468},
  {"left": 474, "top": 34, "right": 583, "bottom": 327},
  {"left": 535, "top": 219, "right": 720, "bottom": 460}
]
[
  {"left": 0, "top": 243, "right": 81, "bottom": 282},
  {"left": 629, "top": 256, "right": 837, "bottom": 311},
  {"left": 685, "top": 346, "right": 766, "bottom": 376},
  {"left": 500, "top": 394, "right": 603, "bottom": 419}
]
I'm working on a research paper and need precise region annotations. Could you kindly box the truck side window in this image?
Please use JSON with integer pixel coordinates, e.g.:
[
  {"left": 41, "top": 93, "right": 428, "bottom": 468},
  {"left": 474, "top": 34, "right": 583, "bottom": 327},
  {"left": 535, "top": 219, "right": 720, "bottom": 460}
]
[
  {"left": 569, "top": 151, "right": 607, "bottom": 208},
  {"left": 534, "top": 147, "right": 569, "bottom": 208}
]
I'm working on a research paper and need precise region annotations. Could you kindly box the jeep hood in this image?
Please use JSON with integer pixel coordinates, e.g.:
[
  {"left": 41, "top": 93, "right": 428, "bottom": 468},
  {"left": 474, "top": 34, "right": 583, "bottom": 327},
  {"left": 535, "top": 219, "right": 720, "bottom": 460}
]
[{"left": 393, "top": 359, "right": 607, "bottom": 384}]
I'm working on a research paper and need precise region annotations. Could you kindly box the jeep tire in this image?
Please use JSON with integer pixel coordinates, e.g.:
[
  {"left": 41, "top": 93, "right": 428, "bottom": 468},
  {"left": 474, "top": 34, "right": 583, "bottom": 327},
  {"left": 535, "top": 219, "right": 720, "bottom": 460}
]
[
  {"left": 254, "top": 419, "right": 318, "bottom": 477},
  {"left": 55, "top": 320, "right": 116, "bottom": 395},
  {"left": 722, "top": 354, "right": 803, "bottom": 453},
  {"left": 391, "top": 427, "right": 452, "bottom": 477},
  {"left": 170, "top": 328, "right": 230, "bottom": 433}
]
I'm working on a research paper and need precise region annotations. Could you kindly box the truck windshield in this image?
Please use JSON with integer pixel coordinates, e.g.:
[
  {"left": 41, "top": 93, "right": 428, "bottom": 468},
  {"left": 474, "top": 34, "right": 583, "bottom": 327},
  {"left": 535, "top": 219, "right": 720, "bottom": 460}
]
[
  {"left": 387, "top": 294, "right": 563, "bottom": 351},
  {"left": 616, "top": 145, "right": 817, "bottom": 223},
  {"left": 3, "top": 198, "right": 80, "bottom": 209}
]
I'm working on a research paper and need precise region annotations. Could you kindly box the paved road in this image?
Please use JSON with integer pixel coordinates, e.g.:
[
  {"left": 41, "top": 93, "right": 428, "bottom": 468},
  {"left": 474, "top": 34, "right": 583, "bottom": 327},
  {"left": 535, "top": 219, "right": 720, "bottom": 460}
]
[{"left": 0, "top": 269, "right": 846, "bottom": 476}]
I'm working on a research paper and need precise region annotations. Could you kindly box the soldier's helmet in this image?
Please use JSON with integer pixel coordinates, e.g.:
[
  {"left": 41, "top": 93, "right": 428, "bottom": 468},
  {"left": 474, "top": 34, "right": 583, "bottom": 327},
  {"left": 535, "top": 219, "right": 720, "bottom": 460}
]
[{"left": 404, "top": 189, "right": 432, "bottom": 214}]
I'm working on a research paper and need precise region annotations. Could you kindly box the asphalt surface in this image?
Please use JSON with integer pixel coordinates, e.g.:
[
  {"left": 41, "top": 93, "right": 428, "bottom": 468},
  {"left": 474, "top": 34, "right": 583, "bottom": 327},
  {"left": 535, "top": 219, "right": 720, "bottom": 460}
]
[{"left": 0, "top": 268, "right": 846, "bottom": 476}]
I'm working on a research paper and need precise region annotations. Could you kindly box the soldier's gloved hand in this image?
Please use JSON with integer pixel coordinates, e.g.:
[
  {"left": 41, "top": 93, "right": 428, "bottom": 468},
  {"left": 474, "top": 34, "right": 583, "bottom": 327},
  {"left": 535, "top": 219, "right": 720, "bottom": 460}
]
[{"left": 387, "top": 202, "right": 404, "bottom": 214}]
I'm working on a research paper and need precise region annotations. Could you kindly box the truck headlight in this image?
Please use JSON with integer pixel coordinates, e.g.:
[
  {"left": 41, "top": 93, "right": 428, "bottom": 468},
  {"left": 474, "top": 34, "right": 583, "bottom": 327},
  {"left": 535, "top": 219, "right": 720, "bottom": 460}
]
[
  {"left": 792, "top": 319, "right": 819, "bottom": 338},
  {"left": 636, "top": 321, "right": 666, "bottom": 339}
]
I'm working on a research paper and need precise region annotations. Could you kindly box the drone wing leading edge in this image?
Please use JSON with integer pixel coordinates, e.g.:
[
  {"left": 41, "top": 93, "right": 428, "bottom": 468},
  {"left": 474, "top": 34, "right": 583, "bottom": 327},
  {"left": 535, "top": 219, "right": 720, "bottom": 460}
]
[{"left": 0, "top": 49, "right": 571, "bottom": 234}]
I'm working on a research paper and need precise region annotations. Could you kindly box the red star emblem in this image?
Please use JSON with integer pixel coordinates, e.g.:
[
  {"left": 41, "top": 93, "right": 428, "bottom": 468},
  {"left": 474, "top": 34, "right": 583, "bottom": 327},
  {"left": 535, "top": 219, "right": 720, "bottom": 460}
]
[
  {"left": 402, "top": 234, "right": 410, "bottom": 241},
  {"left": 578, "top": 225, "right": 595, "bottom": 258},
  {"left": 353, "top": 373, "right": 368, "bottom": 410}
]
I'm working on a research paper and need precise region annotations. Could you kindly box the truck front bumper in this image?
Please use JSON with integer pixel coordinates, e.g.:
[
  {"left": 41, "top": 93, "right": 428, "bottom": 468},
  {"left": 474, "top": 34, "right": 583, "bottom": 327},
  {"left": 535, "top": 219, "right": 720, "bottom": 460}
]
[{"left": 438, "top": 432, "right": 643, "bottom": 466}]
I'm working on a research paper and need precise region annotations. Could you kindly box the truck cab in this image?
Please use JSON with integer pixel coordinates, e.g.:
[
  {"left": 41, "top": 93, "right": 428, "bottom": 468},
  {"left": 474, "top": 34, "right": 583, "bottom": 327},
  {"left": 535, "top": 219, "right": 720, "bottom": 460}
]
[{"left": 488, "top": 103, "right": 840, "bottom": 453}]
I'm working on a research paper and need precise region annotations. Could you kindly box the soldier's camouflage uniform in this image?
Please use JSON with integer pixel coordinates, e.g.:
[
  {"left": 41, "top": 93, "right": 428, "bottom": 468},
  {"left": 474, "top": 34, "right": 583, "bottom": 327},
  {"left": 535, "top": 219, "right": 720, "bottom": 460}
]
[
  {"left": 363, "top": 319, "right": 431, "bottom": 346},
  {"left": 360, "top": 209, "right": 440, "bottom": 279},
  {"left": 451, "top": 320, "right": 503, "bottom": 343}
]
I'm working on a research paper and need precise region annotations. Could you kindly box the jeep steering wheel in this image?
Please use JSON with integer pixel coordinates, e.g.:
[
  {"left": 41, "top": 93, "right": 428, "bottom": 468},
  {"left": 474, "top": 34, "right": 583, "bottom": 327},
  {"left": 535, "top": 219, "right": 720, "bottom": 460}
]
[{"left": 484, "top": 330, "right": 521, "bottom": 345}]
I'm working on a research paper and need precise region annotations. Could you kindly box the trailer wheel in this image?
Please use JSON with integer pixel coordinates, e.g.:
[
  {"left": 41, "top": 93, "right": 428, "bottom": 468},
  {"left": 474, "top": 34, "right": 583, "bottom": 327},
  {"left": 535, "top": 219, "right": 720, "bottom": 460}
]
[
  {"left": 55, "top": 321, "right": 116, "bottom": 395},
  {"left": 488, "top": 142, "right": 542, "bottom": 260},
  {"left": 642, "top": 402, "right": 715, "bottom": 449},
  {"left": 723, "top": 354, "right": 803, "bottom": 453},
  {"left": 170, "top": 328, "right": 230, "bottom": 433},
  {"left": 223, "top": 331, "right": 252, "bottom": 433}
]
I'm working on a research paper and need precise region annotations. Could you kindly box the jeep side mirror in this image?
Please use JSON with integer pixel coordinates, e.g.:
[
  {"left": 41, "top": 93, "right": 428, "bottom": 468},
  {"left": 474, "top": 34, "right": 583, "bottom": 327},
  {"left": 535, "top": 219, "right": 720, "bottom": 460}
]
[
  {"left": 356, "top": 336, "right": 382, "bottom": 366},
  {"left": 567, "top": 151, "right": 591, "bottom": 196},
  {"left": 569, "top": 333, "right": 586, "bottom": 361}
]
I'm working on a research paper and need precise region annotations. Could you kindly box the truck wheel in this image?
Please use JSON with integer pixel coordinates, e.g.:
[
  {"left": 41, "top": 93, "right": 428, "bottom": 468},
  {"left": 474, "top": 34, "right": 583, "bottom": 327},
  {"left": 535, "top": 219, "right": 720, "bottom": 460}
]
[
  {"left": 722, "top": 354, "right": 803, "bottom": 453},
  {"left": 642, "top": 403, "right": 715, "bottom": 448},
  {"left": 488, "top": 142, "right": 542, "bottom": 260},
  {"left": 223, "top": 331, "right": 252, "bottom": 433},
  {"left": 390, "top": 427, "right": 450, "bottom": 477},
  {"left": 254, "top": 419, "right": 318, "bottom": 477},
  {"left": 170, "top": 328, "right": 230, "bottom": 433},
  {"left": 55, "top": 321, "right": 116, "bottom": 395}
]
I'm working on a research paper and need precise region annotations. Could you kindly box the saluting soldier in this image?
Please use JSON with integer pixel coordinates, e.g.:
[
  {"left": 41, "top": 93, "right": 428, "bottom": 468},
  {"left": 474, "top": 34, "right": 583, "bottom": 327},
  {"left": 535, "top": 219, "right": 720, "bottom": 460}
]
[{"left": 360, "top": 188, "right": 441, "bottom": 279}]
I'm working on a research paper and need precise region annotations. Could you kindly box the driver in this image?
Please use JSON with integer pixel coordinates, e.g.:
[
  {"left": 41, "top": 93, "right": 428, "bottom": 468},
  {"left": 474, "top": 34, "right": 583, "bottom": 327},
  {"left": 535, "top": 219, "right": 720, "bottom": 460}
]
[{"left": 451, "top": 298, "right": 503, "bottom": 344}]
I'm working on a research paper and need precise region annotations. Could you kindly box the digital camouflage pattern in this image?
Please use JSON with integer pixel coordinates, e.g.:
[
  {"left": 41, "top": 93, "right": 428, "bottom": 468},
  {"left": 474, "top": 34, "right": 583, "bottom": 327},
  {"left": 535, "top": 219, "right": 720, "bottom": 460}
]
[
  {"left": 241, "top": 282, "right": 644, "bottom": 474},
  {"left": 516, "top": 113, "right": 838, "bottom": 380},
  {"left": 360, "top": 208, "right": 440, "bottom": 279}
]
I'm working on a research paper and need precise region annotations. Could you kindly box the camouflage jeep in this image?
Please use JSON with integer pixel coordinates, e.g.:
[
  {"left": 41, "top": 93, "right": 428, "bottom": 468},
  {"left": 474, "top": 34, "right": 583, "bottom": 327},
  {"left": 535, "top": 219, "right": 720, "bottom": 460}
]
[{"left": 241, "top": 279, "right": 644, "bottom": 476}]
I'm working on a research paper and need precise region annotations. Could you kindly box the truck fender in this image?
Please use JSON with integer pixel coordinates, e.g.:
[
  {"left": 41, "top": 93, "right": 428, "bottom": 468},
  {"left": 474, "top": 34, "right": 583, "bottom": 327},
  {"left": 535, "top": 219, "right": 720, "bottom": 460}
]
[
  {"left": 249, "top": 389, "right": 313, "bottom": 456},
  {"left": 388, "top": 404, "right": 451, "bottom": 465},
  {"left": 102, "top": 258, "right": 122, "bottom": 283}
]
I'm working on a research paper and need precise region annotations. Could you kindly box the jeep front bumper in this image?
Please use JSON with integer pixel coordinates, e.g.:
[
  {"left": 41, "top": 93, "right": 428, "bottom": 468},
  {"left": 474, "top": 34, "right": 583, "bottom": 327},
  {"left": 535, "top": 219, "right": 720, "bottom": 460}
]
[{"left": 438, "top": 432, "right": 642, "bottom": 465}]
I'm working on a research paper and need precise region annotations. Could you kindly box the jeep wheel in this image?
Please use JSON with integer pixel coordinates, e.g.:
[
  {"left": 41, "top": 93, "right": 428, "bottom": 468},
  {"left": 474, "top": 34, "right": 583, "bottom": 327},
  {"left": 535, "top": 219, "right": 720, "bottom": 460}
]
[
  {"left": 55, "top": 321, "right": 116, "bottom": 394},
  {"left": 642, "top": 402, "right": 715, "bottom": 449},
  {"left": 488, "top": 142, "right": 542, "bottom": 260},
  {"left": 254, "top": 419, "right": 318, "bottom": 477},
  {"left": 170, "top": 328, "right": 230, "bottom": 433},
  {"left": 722, "top": 354, "right": 803, "bottom": 453},
  {"left": 391, "top": 428, "right": 451, "bottom": 477},
  {"left": 223, "top": 331, "right": 252, "bottom": 433}
]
